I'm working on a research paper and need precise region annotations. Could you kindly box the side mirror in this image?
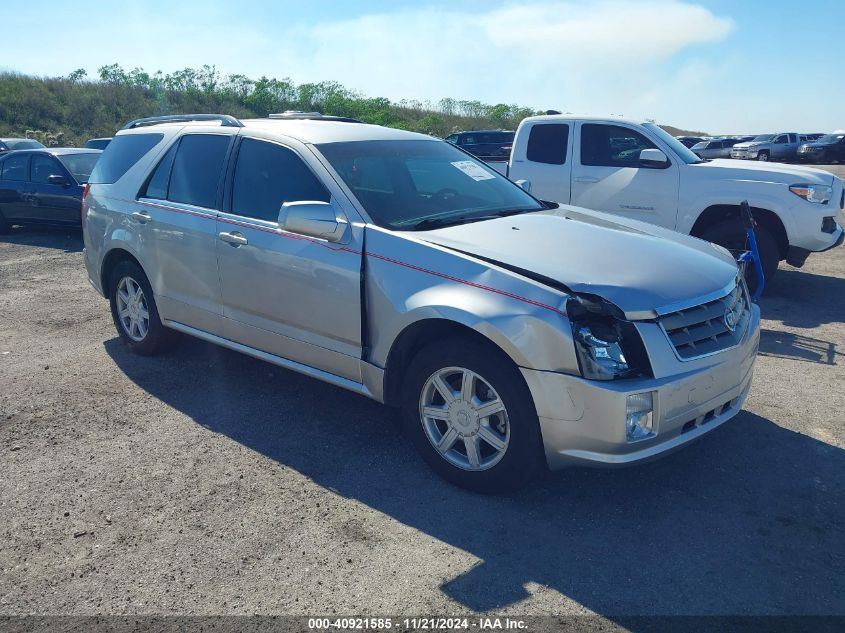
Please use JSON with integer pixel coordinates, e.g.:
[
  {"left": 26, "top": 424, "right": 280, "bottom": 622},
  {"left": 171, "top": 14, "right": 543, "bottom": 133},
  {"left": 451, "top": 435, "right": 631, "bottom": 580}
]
[
  {"left": 639, "top": 148, "right": 669, "bottom": 168},
  {"left": 278, "top": 200, "right": 347, "bottom": 242},
  {"left": 515, "top": 179, "right": 531, "bottom": 192},
  {"left": 48, "top": 174, "right": 69, "bottom": 186}
]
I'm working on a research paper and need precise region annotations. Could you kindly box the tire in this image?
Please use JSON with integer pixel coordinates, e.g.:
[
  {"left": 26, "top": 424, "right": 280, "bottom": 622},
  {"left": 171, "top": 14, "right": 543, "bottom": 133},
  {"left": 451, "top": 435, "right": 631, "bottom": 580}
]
[
  {"left": 756, "top": 151, "right": 769, "bottom": 162},
  {"left": 400, "top": 337, "right": 544, "bottom": 493},
  {"left": 108, "top": 260, "right": 178, "bottom": 355},
  {"left": 699, "top": 220, "right": 779, "bottom": 296}
]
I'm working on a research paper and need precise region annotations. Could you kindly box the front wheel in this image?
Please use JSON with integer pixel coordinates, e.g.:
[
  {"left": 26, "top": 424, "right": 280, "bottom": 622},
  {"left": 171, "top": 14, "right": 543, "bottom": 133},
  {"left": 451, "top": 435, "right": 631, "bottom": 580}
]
[
  {"left": 401, "top": 338, "right": 544, "bottom": 493},
  {"left": 756, "top": 151, "right": 769, "bottom": 162},
  {"left": 109, "top": 260, "right": 178, "bottom": 355},
  {"left": 699, "top": 220, "right": 779, "bottom": 295}
]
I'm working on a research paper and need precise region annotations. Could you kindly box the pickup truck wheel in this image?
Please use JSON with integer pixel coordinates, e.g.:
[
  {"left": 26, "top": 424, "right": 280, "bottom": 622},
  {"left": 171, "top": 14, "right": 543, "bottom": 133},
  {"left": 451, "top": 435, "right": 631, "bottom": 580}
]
[
  {"left": 401, "top": 338, "right": 543, "bottom": 493},
  {"left": 109, "top": 261, "right": 178, "bottom": 355},
  {"left": 700, "top": 220, "right": 778, "bottom": 295},
  {"left": 756, "top": 151, "right": 769, "bottom": 162}
]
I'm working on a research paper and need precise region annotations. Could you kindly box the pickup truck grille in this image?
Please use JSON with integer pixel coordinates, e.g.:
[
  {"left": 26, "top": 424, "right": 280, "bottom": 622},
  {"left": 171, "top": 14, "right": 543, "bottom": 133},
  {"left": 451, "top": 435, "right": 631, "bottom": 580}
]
[{"left": 658, "top": 279, "right": 751, "bottom": 360}]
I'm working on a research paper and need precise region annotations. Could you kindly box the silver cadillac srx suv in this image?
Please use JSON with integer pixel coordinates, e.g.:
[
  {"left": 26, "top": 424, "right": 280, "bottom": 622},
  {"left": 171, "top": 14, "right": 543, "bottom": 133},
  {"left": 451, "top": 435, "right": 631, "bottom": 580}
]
[{"left": 83, "top": 113, "right": 760, "bottom": 492}]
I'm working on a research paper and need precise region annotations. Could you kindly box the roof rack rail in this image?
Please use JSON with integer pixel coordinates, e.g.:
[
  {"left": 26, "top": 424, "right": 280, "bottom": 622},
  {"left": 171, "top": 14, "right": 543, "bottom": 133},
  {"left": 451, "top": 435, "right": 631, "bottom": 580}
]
[
  {"left": 268, "top": 111, "right": 363, "bottom": 123},
  {"left": 122, "top": 114, "right": 244, "bottom": 130}
]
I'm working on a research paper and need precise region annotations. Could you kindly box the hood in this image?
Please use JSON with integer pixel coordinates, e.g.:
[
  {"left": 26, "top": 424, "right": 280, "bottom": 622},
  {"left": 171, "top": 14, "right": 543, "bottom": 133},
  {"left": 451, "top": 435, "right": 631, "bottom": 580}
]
[
  {"left": 733, "top": 141, "right": 759, "bottom": 149},
  {"left": 411, "top": 207, "right": 739, "bottom": 319},
  {"left": 801, "top": 141, "right": 834, "bottom": 149},
  {"left": 693, "top": 158, "right": 835, "bottom": 185}
]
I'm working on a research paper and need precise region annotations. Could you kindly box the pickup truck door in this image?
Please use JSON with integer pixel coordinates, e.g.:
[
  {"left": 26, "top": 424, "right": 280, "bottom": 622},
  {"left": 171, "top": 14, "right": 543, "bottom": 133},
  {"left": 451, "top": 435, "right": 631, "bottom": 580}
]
[
  {"left": 771, "top": 134, "right": 794, "bottom": 160},
  {"left": 216, "top": 137, "right": 363, "bottom": 382},
  {"left": 507, "top": 122, "right": 572, "bottom": 203},
  {"left": 570, "top": 122, "right": 680, "bottom": 229}
]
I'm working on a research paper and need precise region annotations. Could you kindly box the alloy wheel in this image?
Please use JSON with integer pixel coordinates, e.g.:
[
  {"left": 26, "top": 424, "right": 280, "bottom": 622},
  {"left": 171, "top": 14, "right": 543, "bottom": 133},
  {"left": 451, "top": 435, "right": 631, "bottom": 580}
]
[
  {"left": 419, "top": 366, "right": 510, "bottom": 471},
  {"left": 116, "top": 276, "right": 150, "bottom": 342}
]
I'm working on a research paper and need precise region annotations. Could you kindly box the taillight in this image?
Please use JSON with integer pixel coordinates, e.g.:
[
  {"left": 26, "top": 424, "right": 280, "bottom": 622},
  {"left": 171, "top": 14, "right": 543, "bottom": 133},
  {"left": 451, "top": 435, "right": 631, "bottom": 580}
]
[{"left": 81, "top": 183, "right": 90, "bottom": 228}]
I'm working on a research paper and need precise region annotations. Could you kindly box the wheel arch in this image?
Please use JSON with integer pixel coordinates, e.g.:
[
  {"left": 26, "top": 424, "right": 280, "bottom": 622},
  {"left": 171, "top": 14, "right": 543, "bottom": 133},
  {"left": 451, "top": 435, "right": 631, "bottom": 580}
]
[
  {"left": 382, "top": 318, "right": 526, "bottom": 408},
  {"left": 690, "top": 204, "right": 789, "bottom": 260},
  {"left": 100, "top": 247, "right": 147, "bottom": 293}
]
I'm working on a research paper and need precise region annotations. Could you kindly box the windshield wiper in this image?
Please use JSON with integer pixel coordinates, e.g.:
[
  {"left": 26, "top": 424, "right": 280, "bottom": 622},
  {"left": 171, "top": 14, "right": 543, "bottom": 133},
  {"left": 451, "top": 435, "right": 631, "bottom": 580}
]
[{"left": 408, "top": 208, "right": 535, "bottom": 231}]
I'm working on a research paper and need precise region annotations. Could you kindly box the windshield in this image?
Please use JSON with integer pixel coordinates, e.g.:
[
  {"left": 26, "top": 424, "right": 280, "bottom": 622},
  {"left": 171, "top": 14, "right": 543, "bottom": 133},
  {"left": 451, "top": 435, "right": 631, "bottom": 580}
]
[
  {"left": 643, "top": 123, "right": 703, "bottom": 164},
  {"left": 751, "top": 134, "right": 775, "bottom": 142},
  {"left": 315, "top": 139, "right": 544, "bottom": 230},
  {"left": 817, "top": 134, "right": 844, "bottom": 144},
  {"left": 57, "top": 153, "right": 100, "bottom": 183}
]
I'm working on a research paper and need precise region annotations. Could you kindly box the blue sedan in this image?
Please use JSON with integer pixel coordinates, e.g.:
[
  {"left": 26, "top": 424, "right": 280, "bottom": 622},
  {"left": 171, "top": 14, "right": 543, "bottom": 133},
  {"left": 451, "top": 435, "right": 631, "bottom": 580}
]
[{"left": 0, "top": 148, "right": 101, "bottom": 232}]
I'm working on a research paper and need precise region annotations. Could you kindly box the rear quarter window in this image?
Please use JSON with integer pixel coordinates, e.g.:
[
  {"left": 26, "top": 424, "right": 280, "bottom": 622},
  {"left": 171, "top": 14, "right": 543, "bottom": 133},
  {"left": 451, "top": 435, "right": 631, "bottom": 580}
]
[{"left": 88, "top": 133, "right": 164, "bottom": 184}]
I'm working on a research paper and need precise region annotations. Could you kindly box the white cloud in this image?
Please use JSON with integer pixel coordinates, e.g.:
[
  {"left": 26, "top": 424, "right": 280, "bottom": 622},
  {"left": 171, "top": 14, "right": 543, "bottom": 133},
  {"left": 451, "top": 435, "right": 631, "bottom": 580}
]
[{"left": 274, "top": 0, "right": 734, "bottom": 119}]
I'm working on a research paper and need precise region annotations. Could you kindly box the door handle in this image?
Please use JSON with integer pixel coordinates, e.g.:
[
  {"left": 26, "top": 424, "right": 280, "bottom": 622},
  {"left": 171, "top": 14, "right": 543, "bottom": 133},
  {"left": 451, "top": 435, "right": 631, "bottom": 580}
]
[
  {"left": 574, "top": 176, "right": 599, "bottom": 184},
  {"left": 131, "top": 211, "right": 151, "bottom": 223},
  {"left": 218, "top": 231, "right": 248, "bottom": 246}
]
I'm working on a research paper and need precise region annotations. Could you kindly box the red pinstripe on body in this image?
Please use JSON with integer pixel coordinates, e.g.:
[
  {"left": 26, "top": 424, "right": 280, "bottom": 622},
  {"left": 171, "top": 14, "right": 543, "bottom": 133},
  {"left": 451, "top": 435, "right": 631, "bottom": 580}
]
[{"left": 101, "top": 196, "right": 565, "bottom": 316}]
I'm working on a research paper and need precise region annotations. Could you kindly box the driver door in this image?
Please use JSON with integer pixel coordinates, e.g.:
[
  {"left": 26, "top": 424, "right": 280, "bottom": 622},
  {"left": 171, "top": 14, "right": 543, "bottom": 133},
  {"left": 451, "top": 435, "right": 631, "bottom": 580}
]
[{"left": 570, "top": 122, "right": 680, "bottom": 228}]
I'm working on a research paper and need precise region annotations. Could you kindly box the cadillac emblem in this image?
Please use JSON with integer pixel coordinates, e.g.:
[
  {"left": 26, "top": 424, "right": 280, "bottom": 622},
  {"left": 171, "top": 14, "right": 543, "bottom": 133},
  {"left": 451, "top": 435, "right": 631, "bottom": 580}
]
[{"left": 724, "top": 305, "right": 739, "bottom": 331}]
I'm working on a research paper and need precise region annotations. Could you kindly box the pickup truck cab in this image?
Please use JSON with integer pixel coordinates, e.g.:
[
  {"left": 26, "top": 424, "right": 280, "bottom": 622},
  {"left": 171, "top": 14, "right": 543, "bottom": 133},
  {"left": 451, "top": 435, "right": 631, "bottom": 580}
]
[
  {"left": 84, "top": 113, "right": 760, "bottom": 492},
  {"left": 488, "top": 115, "right": 843, "bottom": 287},
  {"left": 730, "top": 133, "right": 801, "bottom": 162}
]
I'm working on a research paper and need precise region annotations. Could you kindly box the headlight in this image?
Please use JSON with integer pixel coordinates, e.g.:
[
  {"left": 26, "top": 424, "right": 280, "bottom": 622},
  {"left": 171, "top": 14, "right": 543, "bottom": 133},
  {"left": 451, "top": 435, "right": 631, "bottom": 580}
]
[
  {"left": 790, "top": 184, "right": 833, "bottom": 204},
  {"left": 569, "top": 298, "right": 652, "bottom": 381}
]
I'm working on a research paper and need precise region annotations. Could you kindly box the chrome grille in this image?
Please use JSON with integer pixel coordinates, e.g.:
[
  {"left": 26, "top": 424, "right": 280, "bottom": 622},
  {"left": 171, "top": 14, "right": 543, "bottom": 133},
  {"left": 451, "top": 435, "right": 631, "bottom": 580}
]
[{"left": 658, "top": 279, "right": 751, "bottom": 360}]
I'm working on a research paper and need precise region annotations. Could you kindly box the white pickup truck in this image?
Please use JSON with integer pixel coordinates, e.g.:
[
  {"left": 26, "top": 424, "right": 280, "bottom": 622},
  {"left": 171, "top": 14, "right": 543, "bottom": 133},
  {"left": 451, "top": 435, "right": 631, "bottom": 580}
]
[{"left": 485, "top": 114, "right": 844, "bottom": 286}]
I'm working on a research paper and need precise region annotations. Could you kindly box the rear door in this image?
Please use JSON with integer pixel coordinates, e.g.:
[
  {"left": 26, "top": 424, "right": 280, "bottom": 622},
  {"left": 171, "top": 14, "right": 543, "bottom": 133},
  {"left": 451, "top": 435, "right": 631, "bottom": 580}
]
[
  {"left": 0, "top": 153, "right": 31, "bottom": 221},
  {"left": 508, "top": 122, "right": 572, "bottom": 202},
  {"left": 570, "top": 122, "right": 680, "bottom": 228},
  {"left": 135, "top": 132, "right": 233, "bottom": 335},
  {"left": 30, "top": 154, "right": 81, "bottom": 224},
  {"left": 216, "top": 136, "right": 363, "bottom": 381}
]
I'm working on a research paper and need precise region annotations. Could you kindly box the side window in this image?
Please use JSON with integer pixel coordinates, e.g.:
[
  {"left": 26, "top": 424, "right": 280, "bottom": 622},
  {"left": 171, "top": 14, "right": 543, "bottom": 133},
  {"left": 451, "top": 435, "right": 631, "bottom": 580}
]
[
  {"left": 167, "top": 134, "right": 231, "bottom": 209},
  {"left": 445, "top": 135, "right": 458, "bottom": 144},
  {"left": 774, "top": 135, "right": 787, "bottom": 144},
  {"left": 1, "top": 154, "right": 30, "bottom": 181},
  {"left": 462, "top": 135, "right": 476, "bottom": 145},
  {"left": 581, "top": 124, "right": 656, "bottom": 167},
  {"left": 31, "top": 155, "right": 63, "bottom": 184},
  {"left": 526, "top": 124, "right": 569, "bottom": 165},
  {"left": 141, "top": 141, "right": 179, "bottom": 200},
  {"left": 89, "top": 133, "right": 164, "bottom": 184},
  {"left": 231, "top": 139, "right": 330, "bottom": 222}
]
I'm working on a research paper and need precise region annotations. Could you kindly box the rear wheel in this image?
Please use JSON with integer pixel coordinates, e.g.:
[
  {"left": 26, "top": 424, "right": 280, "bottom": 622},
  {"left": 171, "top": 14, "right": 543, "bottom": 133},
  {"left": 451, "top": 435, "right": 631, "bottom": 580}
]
[
  {"left": 401, "top": 338, "right": 544, "bottom": 493},
  {"left": 699, "top": 220, "right": 779, "bottom": 295},
  {"left": 109, "top": 260, "right": 178, "bottom": 355}
]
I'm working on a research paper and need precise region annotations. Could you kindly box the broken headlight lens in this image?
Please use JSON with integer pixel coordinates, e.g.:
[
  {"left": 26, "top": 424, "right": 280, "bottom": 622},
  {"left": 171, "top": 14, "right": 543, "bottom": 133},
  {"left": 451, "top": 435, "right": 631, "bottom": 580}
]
[{"left": 571, "top": 318, "right": 651, "bottom": 381}]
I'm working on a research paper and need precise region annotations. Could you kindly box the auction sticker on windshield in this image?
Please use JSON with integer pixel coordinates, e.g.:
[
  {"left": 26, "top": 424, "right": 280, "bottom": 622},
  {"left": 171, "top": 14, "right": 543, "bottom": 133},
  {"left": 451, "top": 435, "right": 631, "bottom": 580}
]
[{"left": 451, "top": 160, "right": 496, "bottom": 181}]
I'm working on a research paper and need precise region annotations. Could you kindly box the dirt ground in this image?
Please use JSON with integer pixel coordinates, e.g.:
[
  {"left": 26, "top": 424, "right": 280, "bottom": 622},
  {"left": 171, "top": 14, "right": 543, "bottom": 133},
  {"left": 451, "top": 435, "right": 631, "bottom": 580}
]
[{"left": 1, "top": 178, "right": 844, "bottom": 622}]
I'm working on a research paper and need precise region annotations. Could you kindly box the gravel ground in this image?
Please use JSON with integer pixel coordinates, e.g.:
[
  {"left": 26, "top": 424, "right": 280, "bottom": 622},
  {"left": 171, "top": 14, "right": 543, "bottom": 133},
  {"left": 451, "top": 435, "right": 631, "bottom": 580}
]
[{"left": 1, "top": 184, "right": 844, "bottom": 622}]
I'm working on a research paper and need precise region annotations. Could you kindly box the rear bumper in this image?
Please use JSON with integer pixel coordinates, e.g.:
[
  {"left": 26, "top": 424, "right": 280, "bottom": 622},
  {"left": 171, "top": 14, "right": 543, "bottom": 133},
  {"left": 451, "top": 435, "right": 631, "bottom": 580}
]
[{"left": 522, "top": 305, "right": 760, "bottom": 470}]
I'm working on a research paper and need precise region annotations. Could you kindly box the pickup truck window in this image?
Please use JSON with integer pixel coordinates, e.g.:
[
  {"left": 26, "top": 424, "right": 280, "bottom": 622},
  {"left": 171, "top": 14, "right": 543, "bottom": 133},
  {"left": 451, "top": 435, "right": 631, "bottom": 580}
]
[
  {"left": 317, "top": 139, "right": 542, "bottom": 230},
  {"left": 526, "top": 124, "right": 569, "bottom": 165},
  {"left": 775, "top": 135, "right": 788, "bottom": 144},
  {"left": 581, "top": 124, "right": 657, "bottom": 167},
  {"left": 231, "top": 139, "right": 329, "bottom": 221}
]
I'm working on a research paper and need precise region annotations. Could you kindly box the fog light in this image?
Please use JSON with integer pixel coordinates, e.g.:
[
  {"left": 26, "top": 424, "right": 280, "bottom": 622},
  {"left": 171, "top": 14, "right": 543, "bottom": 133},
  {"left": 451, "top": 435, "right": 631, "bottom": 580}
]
[{"left": 626, "top": 392, "right": 655, "bottom": 442}]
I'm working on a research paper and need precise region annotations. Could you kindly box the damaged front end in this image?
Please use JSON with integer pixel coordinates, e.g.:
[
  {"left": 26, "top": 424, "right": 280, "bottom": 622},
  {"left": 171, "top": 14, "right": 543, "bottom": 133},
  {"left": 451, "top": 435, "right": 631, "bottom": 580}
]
[{"left": 566, "top": 294, "right": 654, "bottom": 381}]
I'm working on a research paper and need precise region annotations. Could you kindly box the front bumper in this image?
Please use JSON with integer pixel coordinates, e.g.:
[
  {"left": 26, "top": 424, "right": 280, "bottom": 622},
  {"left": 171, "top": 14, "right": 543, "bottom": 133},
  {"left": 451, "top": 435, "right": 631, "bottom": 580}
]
[{"left": 522, "top": 304, "right": 760, "bottom": 470}]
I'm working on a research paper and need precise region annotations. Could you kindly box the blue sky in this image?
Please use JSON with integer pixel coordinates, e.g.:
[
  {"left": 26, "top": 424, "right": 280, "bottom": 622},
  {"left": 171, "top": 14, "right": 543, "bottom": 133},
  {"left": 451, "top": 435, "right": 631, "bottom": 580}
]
[{"left": 3, "top": 0, "right": 843, "bottom": 133}]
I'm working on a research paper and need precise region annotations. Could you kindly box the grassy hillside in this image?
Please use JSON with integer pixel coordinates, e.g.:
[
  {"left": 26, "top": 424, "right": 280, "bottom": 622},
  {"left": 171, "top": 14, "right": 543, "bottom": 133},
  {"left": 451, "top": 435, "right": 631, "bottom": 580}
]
[{"left": 0, "top": 65, "right": 705, "bottom": 146}]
